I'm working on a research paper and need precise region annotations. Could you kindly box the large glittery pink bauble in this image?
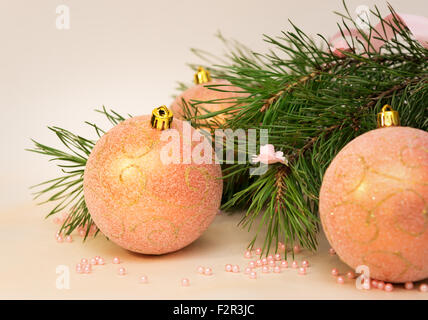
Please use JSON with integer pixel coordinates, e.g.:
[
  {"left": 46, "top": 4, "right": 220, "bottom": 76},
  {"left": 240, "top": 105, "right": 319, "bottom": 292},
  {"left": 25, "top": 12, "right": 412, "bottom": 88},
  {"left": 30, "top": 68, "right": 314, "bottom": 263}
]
[
  {"left": 170, "top": 79, "right": 247, "bottom": 127},
  {"left": 83, "top": 115, "right": 223, "bottom": 255},
  {"left": 320, "top": 126, "right": 428, "bottom": 283}
]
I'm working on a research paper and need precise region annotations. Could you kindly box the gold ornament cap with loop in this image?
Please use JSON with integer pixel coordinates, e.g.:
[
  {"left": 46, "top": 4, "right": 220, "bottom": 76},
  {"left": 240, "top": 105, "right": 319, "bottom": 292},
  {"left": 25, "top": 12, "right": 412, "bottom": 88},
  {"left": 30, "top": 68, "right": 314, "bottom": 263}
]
[
  {"left": 151, "top": 105, "right": 173, "bottom": 130},
  {"left": 194, "top": 66, "right": 212, "bottom": 84},
  {"left": 377, "top": 104, "right": 400, "bottom": 128}
]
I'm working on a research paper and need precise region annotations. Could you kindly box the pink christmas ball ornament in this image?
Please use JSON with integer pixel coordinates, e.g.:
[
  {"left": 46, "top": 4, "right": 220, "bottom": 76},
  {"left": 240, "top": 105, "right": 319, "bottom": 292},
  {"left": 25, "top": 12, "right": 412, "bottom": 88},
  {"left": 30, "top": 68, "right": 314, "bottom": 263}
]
[
  {"left": 83, "top": 111, "right": 223, "bottom": 255},
  {"left": 320, "top": 127, "right": 428, "bottom": 283}
]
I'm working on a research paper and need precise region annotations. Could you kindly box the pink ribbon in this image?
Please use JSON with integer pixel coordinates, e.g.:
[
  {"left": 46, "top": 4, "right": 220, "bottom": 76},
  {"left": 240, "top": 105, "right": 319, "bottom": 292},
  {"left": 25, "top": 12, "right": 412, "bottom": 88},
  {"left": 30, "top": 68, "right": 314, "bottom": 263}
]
[{"left": 330, "top": 13, "right": 428, "bottom": 57}]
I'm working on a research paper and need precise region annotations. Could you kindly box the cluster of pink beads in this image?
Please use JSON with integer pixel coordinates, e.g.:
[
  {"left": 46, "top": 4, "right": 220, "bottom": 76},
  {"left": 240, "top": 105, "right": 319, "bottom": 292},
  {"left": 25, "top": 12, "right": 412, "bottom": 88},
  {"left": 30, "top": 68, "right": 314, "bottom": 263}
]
[
  {"left": 75, "top": 256, "right": 105, "bottom": 274},
  {"left": 238, "top": 246, "right": 309, "bottom": 279},
  {"left": 55, "top": 231, "right": 73, "bottom": 243},
  {"left": 197, "top": 266, "right": 213, "bottom": 276}
]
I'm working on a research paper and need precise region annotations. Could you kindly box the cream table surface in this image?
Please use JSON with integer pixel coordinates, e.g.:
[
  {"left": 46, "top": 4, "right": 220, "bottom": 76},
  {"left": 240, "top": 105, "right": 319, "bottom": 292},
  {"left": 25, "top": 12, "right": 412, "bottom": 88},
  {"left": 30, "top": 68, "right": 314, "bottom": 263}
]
[{"left": 0, "top": 203, "right": 427, "bottom": 300}]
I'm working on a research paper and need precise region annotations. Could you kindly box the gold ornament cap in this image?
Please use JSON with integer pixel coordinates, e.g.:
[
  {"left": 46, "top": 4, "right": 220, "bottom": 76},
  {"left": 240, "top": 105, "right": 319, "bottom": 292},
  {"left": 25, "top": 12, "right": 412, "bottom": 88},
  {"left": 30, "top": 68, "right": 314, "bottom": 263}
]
[
  {"left": 194, "top": 66, "right": 212, "bottom": 84},
  {"left": 151, "top": 106, "right": 173, "bottom": 130},
  {"left": 377, "top": 104, "right": 400, "bottom": 128}
]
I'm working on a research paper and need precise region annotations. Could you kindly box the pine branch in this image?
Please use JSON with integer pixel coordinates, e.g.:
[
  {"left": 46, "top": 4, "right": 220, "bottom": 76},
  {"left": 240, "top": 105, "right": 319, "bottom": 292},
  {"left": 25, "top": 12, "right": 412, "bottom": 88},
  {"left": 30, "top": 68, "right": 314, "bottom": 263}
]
[{"left": 27, "top": 107, "right": 129, "bottom": 238}]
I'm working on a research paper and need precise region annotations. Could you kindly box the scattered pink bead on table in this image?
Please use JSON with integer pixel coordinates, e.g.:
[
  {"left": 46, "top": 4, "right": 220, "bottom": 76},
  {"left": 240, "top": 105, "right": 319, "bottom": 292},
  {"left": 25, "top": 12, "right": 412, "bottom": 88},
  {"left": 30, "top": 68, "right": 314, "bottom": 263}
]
[
  {"left": 256, "top": 260, "right": 262, "bottom": 267},
  {"left": 81, "top": 258, "right": 88, "bottom": 264},
  {"left": 140, "top": 275, "right": 148, "bottom": 283},
  {"left": 371, "top": 280, "right": 378, "bottom": 288},
  {"left": 274, "top": 253, "right": 281, "bottom": 261},
  {"left": 244, "top": 250, "right": 252, "bottom": 259},
  {"left": 181, "top": 278, "right": 190, "bottom": 287},
  {"left": 84, "top": 265, "right": 92, "bottom": 274},
  {"left": 225, "top": 264, "right": 232, "bottom": 272},
  {"left": 377, "top": 281, "right": 385, "bottom": 290},
  {"left": 273, "top": 266, "right": 281, "bottom": 273},
  {"left": 249, "top": 271, "right": 257, "bottom": 279},
  {"left": 268, "top": 260, "right": 276, "bottom": 267},
  {"left": 75, "top": 263, "right": 83, "bottom": 273},
  {"left": 56, "top": 235, "right": 64, "bottom": 243},
  {"left": 293, "top": 245, "right": 301, "bottom": 254},
  {"left": 404, "top": 282, "right": 414, "bottom": 290},
  {"left": 261, "top": 258, "right": 268, "bottom": 265},
  {"left": 331, "top": 268, "right": 339, "bottom": 276},
  {"left": 97, "top": 257, "right": 105, "bottom": 265},
  {"left": 232, "top": 265, "right": 240, "bottom": 273},
  {"left": 90, "top": 258, "right": 97, "bottom": 265},
  {"left": 65, "top": 235, "right": 73, "bottom": 243},
  {"left": 301, "top": 260, "right": 309, "bottom": 268},
  {"left": 248, "top": 261, "right": 256, "bottom": 269},
  {"left": 267, "top": 255, "right": 274, "bottom": 261},
  {"left": 346, "top": 271, "right": 355, "bottom": 279},
  {"left": 197, "top": 266, "right": 205, "bottom": 274},
  {"left": 291, "top": 261, "right": 298, "bottom": 269},
  {"left": 118, "top": 267, "right": 126, "bottom": 275},
  {"left": 113, "top": 257, "right": 121, "bottom": 264},
  {"left": 384, "top": 283, "right": 394, "bottom": 292},
  {"left": 255, "top": 248, "right": 262, "bottom": 255},
  {"left": 262, "top": 266, "right": 270, "bottom": 273},
  {"left": 78, "top": 229, "right": 86, "bottom": 237},
  {"left": 298, "top": 267, "right": 306, "bottom": 275},
  {"left": 280, "top": 260, "right": 288, "bottom": 268},
  {"left": 419, "top": 284, "right": 428, "bottom": 292},
  {"left": 204, "top": 267, "right": 213, "bottom": 276},
  {"left": 336, "top": 276, "right": 345, "bottom": 284},
  {"left": 244, "top": 267, "right": 252, "bottom": 275},
  {"left": 328, "top": 248, "right": 336, "bottom": 255}
]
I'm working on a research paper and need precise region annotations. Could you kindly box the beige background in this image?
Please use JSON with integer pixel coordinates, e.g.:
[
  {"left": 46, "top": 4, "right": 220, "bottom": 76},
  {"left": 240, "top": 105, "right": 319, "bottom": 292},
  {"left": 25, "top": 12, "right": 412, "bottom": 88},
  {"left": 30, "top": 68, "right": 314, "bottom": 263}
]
[{"left": 0, "top": 0, "right": 427, "bottom": 299}]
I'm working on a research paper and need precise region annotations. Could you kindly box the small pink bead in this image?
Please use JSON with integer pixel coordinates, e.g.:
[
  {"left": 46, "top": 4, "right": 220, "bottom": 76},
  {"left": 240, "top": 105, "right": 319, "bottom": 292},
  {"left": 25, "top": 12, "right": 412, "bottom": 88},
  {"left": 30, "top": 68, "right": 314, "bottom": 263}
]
[
  {"left": 75, "top": 263, "right": 82, "bottom": 273},
  {"left": 140, "top": 275, "right": 148, "bottom": 283},
  {"left": 255, "top": 248, "right": 262, "bottom": 255},
  {"left": 118, "top": 267, "right": 126, "bottom": 276},
  {"left": 244, "top": 250, "right": 252, "bottom": 259},
  {"left": 249, "top": 271, "right": 257, "bottom": 279},
  {"left": 232, "top": 265, "right": 240, "bottom": 273},
  {"left": 56, "top": 235, "right": 64, "bottom": 243},
  {"left": 274, "top": 253, "right": 281, "bottom": 261},
  {"left": 204, "top": 267, "right": 213, "bottom": 276},
  {"left": 84, "top": 265, "right": 91, "bottom": 274},
  {"left": 267, "top": 255, "right": 274, "bottom": 261},
  {"left": 65, "top": 235, "right": 73, "bottom": 243},
  {"left": 346, "top": 271, "right": 355, "bottom": 279},
  {"left": 268, "top": 260, "right": 276, "bottom": 267},
  {"left": 244, "top": 267, "right": 252, "bottom": 274},
  {"left": 256, "top": 259, "right": 262, "bottom": 267},
  {"left": 78, "top": 229, "right": 86, "bottom": 237},
  {"left": 113, "top": 257, "right": 121, "bottom": 264},
  {"left": 197, "top": 266, "right": 205, "bottom": 274},
  {"left": 377, "top": 281, "right": 385, "bottom": 290},
  {"left": 273, "top": 266, "right": 281, "bottom": 273},
  {"left": 94, "top": 256, "right": 101, "bottom": 261},
  {"left": 331, "top": 268, "right": 339, "bottom": 276},
  {"left": 280, "top": 260, "right": 288, "bottom": 268},
  {"left": 81, "top": 258, "right": 88, "bottom": 264},
  {"left": 301, "top": 260, "right": 309, "bottom": 268},
  {"left": 384, "top": 283, "right": 394, "bottom": 292},
  {"left": 404, "top": 282, "right": 414, "bottom": 290},
  {"left": 293, "top": 245, "right": 301, "bottom": 254},
  {"left": 181, "top": 278, "right": 190, "bottom": 286},
  {"left": 298, "top": 267, "right": 306, "bottom": 275},
  {"left": 248, "top": 261, "right": 256, "bottom": 269},
  {"left": 261, "top": 258, "right": 268, "bottom": 265},
  {"left": 328, "top": 248, "right": 336, "bottom": 255},
  {"left": 337, "top": 276, "right": 345, "bottom": 284},
  {"left": 419, "top": 284, "right": 428, "bottom": 292},
  {"left": 262, "top": 266, "right": 270, "bottom": 273},
  {"left": 292, "top": 261, "right": 298, "bottom": 269},
  {"left": 97, "top": 257, "right": 105, "bottom": 265},
  {"left": 371, "top": 280, "right": 378, "bottom": 288},
  {"left": 90, "top": 258, "right": 97, "bottom": 265},
  {"left": 225, "top": 264, "right": 232, "bottom": 272}
]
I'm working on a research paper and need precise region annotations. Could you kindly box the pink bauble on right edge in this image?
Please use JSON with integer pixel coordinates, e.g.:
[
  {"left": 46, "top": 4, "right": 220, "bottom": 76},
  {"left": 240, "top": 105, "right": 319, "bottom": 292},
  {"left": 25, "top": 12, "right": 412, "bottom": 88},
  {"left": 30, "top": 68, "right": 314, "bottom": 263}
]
[{"left": 319, "top": 126, "right": 428, "bottom": 283}]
